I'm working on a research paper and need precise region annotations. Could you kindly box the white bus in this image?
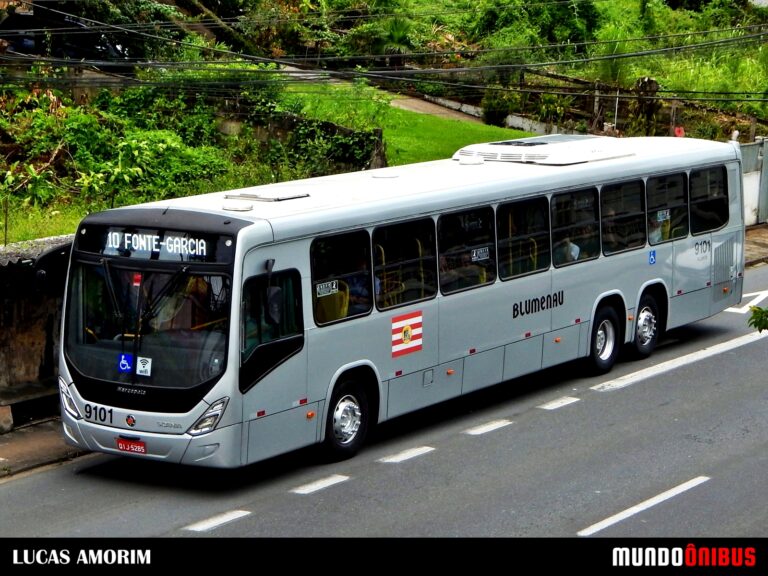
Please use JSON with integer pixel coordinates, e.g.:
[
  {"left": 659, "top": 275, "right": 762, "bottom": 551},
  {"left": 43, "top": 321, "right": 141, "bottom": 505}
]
[{"left": 58, "top": 135, "right": 744, "bottom": 468}]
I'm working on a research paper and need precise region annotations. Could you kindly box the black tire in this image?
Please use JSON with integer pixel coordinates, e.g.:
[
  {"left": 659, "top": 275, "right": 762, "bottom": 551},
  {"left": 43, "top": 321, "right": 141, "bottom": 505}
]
[
  {"left": 590, "top": 306, "right": 620, "bottom": 374},
  {"left": 633, "top": 293, "right": 659, "bottom": 359},
  {"left": 323, "top": 379, "right": 370, "bottom": 460}
]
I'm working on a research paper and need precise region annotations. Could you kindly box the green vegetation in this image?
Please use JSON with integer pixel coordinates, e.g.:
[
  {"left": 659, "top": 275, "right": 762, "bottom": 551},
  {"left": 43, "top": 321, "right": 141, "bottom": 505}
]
[
  {"left": 0, "top": 76, "right": 523, "bottom": 243},
  {"left": 382, "top": 106, "right": 522, "bottom": 165},
  {"left": 279, "top": 80, "right": 523, "bottom": 164},
  {"left": 749, "top": 306, "right": 768, "bottom": 333},
  {"left": 2, "top": 0, "right": 767, "bottom": 243}
]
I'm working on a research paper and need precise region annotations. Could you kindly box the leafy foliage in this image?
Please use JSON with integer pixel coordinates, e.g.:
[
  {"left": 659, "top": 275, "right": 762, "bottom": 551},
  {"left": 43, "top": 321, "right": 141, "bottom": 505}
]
[
  {"left": 54, "top": 0, "right": 187, "bottom": 60},
  {"left": 748, "top": 306, "right": 768, "bottom": 333},
  {"left": 480, "top": 89, "right": 512, "bottom": 127}
]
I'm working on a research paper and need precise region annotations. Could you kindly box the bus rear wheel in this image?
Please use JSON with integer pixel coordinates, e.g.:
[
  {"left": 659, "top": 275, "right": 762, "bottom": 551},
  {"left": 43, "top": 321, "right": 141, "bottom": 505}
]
[
  {"left": 324, "top": 380, "right": 369, "bottom": 460},
  {"left": 633, "top": 294, "right": 659, "bottom": 358},
  {"left": 590, "top": 306, "right": 620, "bottom": 374}
]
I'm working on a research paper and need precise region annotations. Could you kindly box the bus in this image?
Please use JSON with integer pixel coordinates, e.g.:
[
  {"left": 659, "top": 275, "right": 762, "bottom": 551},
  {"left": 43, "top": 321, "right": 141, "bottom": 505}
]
[{"left": 58, "top": 134, "right": 744, "bottom": 468}]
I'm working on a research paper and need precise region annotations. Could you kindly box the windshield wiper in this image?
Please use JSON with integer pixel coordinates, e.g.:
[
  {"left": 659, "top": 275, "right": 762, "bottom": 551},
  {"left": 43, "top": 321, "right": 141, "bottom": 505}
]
[
  {"left": 100, "top": 258, "right": 123, "bottom": 321},
  {"left": 140, "top": 265, "right": 189, "bottom": 326}
]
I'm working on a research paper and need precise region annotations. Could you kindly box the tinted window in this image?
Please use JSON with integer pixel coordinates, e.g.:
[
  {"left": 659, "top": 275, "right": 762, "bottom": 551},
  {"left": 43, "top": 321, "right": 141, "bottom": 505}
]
[
  {"left": 497, "top": 197, "right": 551, "bottom": 279},
  {"left": 311, "top": 230, "right": 372, "bottom": 324},
  {"left": 551, "top": 188, "right": 599, "bottom": 266},
  {"left": 242, "top": 269, "right": 302, "bottom": 359},
  {"left": 690, "top": 166, "right": 728, "bottom": 234},
  {"left": 65, "top": 263, "right": 230, "bottom": 390},
  {"left": 647, "top": 173, "right": 688, "bottom": 244},
  {"left": 373, "top": 218, "right": 438, "bottom": 309},
  {"left": 240, "top": 269, "right": 304, "bottom": 392},
  {"left": 601, "top": 180, "right": 646, "bottom": 255},
  {"left": 438, "top": 207, "right": 496, "bottom": 294}
]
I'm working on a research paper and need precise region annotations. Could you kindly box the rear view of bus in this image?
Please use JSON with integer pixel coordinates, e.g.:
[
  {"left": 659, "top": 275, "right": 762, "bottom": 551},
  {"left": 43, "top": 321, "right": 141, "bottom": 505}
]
[{"left": 58, "top": 209, "right": 250, "bottom": 467}]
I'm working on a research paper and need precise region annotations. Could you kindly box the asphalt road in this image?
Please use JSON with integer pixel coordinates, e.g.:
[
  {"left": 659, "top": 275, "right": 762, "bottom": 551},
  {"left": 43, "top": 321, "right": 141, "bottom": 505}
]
[{"left": 1, "top": 266, "right": 767, "bottom": 538}]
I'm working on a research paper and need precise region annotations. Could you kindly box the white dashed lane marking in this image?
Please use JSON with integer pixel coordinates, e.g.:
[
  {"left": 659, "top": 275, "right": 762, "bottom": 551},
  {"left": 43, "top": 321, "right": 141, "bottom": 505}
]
[
  {"left": 464, "top": 419, "right": 513, "bottom": 436},
  {"left": 537, "top": 396, "right": 580, "bottom": 410},
  {"left": 378, "top": 446, "right": 435, "bottom": 463},
  {"left": 290, "top": 474, "right": 350, "bottom": 495},
  {"left": 578, "top": 476, "right": 710, "bottom": 536},
  {"left": 183, "top": 510, "right": 251, "bottom": 532}
]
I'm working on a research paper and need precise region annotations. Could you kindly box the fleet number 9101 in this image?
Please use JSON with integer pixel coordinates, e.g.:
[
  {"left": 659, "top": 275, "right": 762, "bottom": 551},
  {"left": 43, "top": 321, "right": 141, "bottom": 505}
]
[{"left": 84, "top": 403, "right": 113, "bottom": 424}]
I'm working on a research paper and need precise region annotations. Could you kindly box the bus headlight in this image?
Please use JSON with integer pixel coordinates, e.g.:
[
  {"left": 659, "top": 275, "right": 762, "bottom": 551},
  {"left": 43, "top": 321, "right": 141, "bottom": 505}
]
[
  {"left": 59, "top": 378, "right": 82, "bottom": 420},
  {"left": 188, "top": 397, "right": 229, "bottom": 436}
]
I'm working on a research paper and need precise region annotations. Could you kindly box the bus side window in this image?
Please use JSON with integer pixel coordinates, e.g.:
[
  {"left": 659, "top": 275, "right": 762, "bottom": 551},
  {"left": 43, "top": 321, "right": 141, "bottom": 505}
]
[
  {"left": 497, "top": 197, "right": 550, "bottom": 279},
  {"left": 242, "top": 269, "right": 302, "bottom": 359},
  {"left": 311, "top": 230, "right": 372, "bottom": 324},
  {"left": 647, "top": 173, "right": 688, "bottom": 244},
  {"left": 551, "top": 188, "right": 599, "bottom": 266},
  {"left": 437, "top": 206, "right": 496, "bottom": 294},
  {"left": 690, "top": 165, "right": 728, "bottom": 234},
  {"left": 373, "top": 218, "right": 437, "bottom": 310},
  {"left": 601, "top": 180, "right": 646, "bottom": 256}
]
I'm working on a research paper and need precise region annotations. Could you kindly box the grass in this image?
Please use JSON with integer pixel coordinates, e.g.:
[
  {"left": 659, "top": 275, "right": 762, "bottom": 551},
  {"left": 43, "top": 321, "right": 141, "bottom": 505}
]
[
  {"left": 382, "top": 105, "right": 527, "bottom": 165},
  {"left": 1, "top": 202, "right": 87, "bottom": 246},
  {"left": 282, "top": 80, "right": 530, "bottom": 165}
]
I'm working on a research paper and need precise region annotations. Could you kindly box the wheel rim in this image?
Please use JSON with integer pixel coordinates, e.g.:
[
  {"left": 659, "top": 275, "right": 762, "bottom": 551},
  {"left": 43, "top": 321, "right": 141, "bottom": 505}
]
[
  {"left": 636, "top": 306, "right": 657, "bottom": 347},
  {"left": 332, "top": 394, "right": 362, "bottom": 445},
  {"left": 595, "top": 319, "right": 616, "bottom": 361}
]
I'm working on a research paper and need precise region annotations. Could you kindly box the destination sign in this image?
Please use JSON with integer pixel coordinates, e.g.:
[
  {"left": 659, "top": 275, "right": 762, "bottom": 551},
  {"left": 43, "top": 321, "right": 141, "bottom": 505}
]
[
  {"left": 107, "top": 232, "right": 208, "bottom": 257},
  {"left": 75, "top": 225, "right": 235, "bottom": 263}
]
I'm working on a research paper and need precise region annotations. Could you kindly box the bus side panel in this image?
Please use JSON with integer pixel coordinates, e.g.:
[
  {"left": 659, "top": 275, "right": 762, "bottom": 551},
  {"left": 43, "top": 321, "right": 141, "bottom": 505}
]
[
  {"left": 462, "top": 347, "right": 504, "bottom": 394},
  {"left": 542, "top": 324, "right": 580, "bottom": 369},
  {"left": 382, "top": 303, "right": 439, "bottom": 381},
  {"left": 669, "top": 289, "right": 712, "bottom": 329},
  {"left": 308, "top": 302, "right": 439, "bottom": 426},
  {"left": 711, "top": 231, "right": 742, "bottom": 313},
  {"left": 669, "top": 230, "right": 715, "bottom": 330},
  {"left": 387, "top": 359, "right": 463, "bottom": 419},
  {"left": 439, "top": 272, "right": 552, "bottom": 364},
  {"left": 246, "top": 402, "right": 322, "bottom": 464},
  {"left": 551, "top": 260, "right": 600, "bottom": 361},
  {"left": 503, "top": 335, "right": 543, "bottom": 381},
  {"left": 673, "top": 234, "right": 712, "bottom": 298},
  {"left": 711, "top": 162, "right": 745, "bottom": 313}
]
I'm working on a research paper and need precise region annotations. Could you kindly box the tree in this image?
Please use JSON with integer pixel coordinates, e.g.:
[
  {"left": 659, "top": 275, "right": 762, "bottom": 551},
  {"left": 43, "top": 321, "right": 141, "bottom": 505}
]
[
  {"left": 37, "top": 0, "right": 187, "bottom": 61},
  {"left": 378, "top": 17, "right": 414, "bottom": 68}
]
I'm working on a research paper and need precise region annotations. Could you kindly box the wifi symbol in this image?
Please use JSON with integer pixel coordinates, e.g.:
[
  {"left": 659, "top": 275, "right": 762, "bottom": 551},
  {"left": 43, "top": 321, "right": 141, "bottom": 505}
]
[{"left": 137, "top": 358, "right": 151, "bottom": 375}]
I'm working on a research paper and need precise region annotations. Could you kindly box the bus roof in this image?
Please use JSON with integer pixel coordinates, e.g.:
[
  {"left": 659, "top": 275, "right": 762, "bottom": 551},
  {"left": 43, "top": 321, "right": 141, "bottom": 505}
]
[{"left": 114, "top": 136, "right": 740, "bottom": 242}]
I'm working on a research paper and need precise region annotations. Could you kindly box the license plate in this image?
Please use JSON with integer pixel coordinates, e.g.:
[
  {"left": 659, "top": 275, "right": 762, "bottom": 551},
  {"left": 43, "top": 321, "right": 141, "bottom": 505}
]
[{"left": 116, "top": 438, "right": 147, "bottom": 454}]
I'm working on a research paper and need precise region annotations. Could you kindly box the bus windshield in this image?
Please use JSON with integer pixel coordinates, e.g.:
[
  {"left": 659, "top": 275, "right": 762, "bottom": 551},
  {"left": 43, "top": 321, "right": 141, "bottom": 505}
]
[{"left": 64, "top": 260, "right": 231, "bottom": 389}]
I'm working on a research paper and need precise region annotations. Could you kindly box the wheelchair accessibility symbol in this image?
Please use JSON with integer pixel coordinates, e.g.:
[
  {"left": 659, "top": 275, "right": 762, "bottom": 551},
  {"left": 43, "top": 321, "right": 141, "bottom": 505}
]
[
  {"left": 118, "top": 354, "right": 133, "bottom": 373},
  {"left": 649, "top": 250, "right": 656, "bottom": 265}
]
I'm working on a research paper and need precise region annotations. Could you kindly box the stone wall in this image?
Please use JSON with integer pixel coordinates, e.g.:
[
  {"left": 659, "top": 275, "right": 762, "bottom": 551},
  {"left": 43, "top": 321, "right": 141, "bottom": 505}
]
[{"left": 0, "top": 238, "right": 71, "bottom": 431}]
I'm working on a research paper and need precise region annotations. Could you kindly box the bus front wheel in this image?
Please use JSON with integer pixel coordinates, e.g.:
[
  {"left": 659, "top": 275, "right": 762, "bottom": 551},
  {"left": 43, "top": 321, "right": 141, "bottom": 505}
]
[
  {"left": 633, "top": 294, "right": 659, "bottom": 358},
  {"left": 324, "top": 380, "right": 369, "bottom": 460},
  {"left": 590, "top": 306, "right": 620, "bottom": 374}
]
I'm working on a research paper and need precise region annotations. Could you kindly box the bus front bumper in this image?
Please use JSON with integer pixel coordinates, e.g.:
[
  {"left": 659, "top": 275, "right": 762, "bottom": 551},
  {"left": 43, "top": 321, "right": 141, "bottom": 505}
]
[{"left": 61, "top": 412, "right": 243, "bottom": 468}]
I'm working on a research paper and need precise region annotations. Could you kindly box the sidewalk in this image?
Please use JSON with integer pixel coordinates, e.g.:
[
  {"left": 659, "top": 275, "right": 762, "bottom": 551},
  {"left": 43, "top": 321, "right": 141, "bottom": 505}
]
[
  {"left": 744, "top": 223, "right": 768, "bottom": 266},
  {"left": 0, "top": 419, "right": 83, "bottom": 478},
  {"left": 0, "top": 224, "right": 767, "bottom": 478}
]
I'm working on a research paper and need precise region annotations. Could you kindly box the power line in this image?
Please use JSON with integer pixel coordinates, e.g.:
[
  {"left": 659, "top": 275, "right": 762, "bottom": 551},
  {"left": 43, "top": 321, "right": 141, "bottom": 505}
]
[
  {"left": 4, "top": 7, "right": 766, "bottom": 63},
  {"left": 4, "top": 1, "right": 767, "bottom": 110}
]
